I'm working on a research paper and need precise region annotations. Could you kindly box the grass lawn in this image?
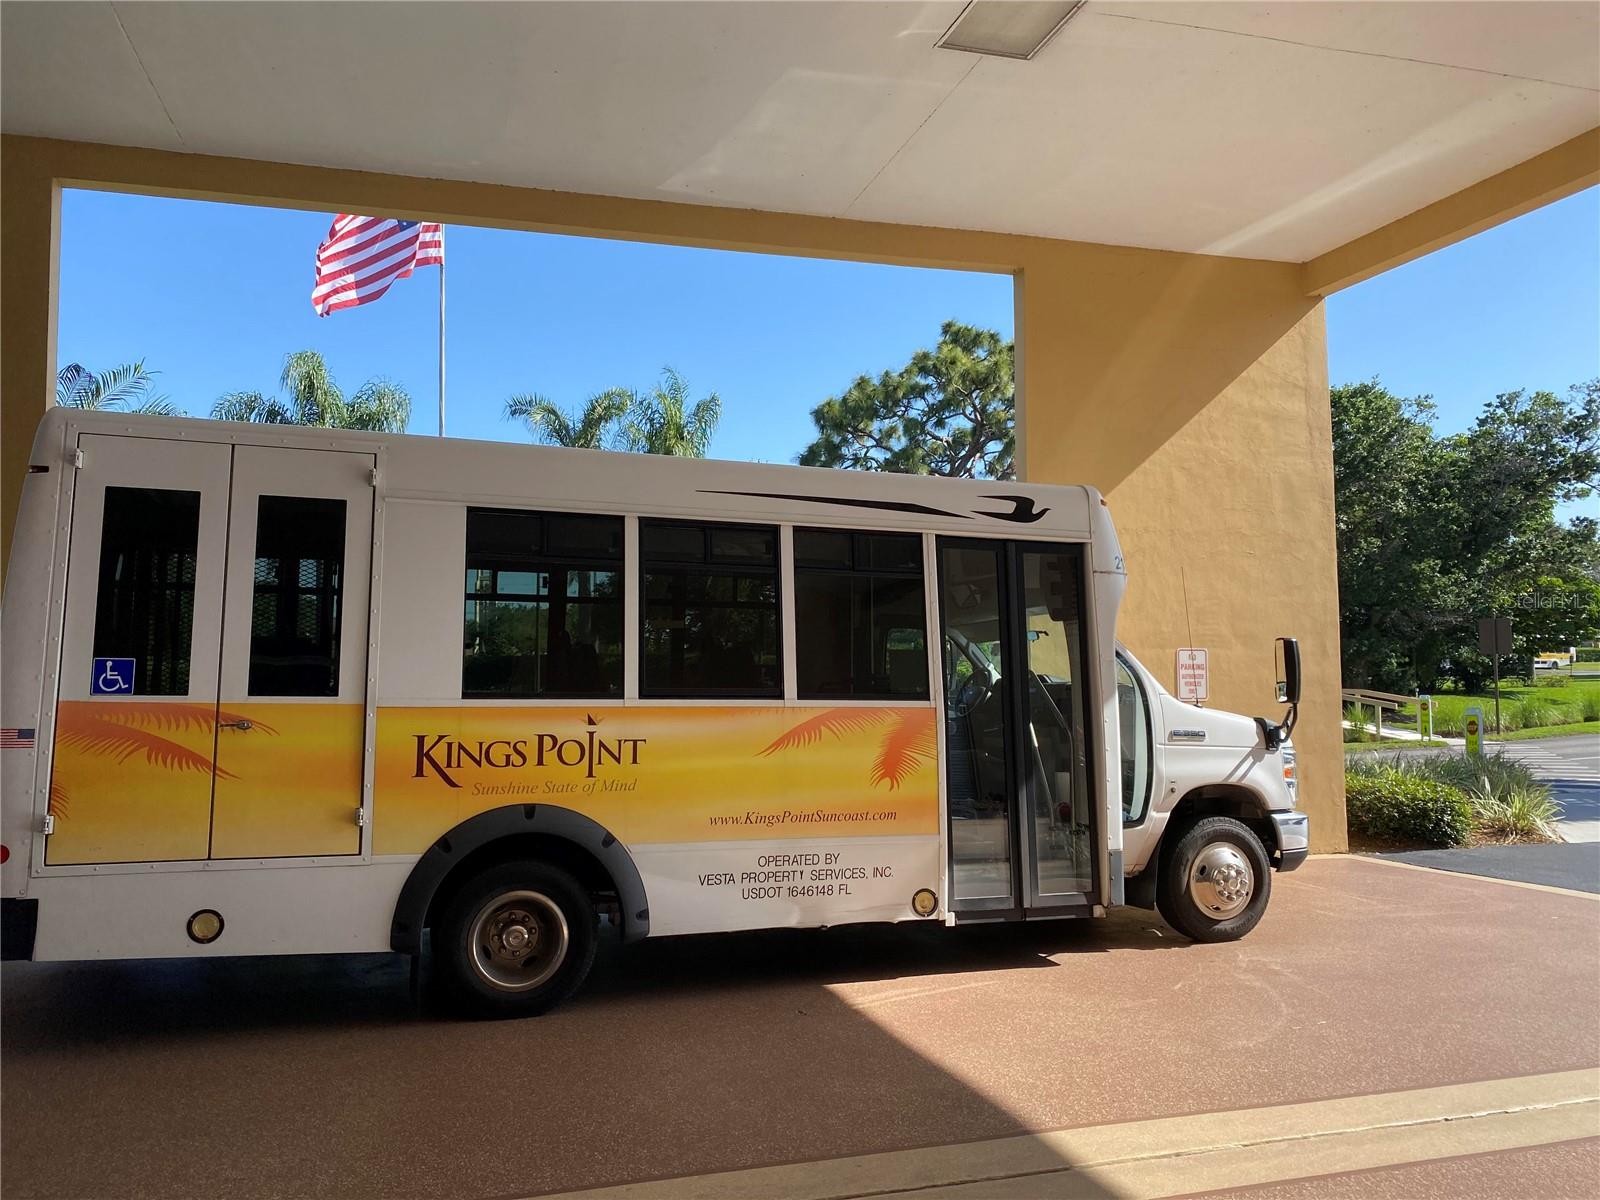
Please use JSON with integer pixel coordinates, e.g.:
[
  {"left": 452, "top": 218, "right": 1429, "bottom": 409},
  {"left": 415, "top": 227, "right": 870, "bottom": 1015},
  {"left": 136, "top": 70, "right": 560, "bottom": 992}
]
[
  {"left": 1490, "top": 721, "right": 1600, "bottom": 741},
  {"left": 1361, "top": 677, "right": 1600, "bottom": 737},
  {"left": 1343, "top": 738, "right": 1451, "bottom": 752}
]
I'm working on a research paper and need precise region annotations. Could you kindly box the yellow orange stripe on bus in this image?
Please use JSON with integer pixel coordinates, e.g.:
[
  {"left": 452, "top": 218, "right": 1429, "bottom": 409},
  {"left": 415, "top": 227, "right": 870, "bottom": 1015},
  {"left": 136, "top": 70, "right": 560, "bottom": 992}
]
[{"left": 373, "top": 705, "right": 939, "bottom": 854}]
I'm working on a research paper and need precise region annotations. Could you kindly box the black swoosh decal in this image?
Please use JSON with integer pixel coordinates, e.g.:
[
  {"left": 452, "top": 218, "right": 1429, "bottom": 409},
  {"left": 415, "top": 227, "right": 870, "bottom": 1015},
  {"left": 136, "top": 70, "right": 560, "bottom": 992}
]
[
  {"left": 975, "top": 495, "right": 1051, "bottom": 523},
  {"left": 699, "top": 490, "right": 971, "bottom": 520},
  {"left": 699, "top": 489, "right": 1053, "bottom": 524}
]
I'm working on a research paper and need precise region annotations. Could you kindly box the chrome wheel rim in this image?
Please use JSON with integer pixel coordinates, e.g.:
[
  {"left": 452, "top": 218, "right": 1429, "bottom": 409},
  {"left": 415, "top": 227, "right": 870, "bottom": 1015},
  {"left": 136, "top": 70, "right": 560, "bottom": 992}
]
[
  {"left": 468, "top": 889, "right": 569, "bottom": 992},
  {"left": 1188, "top": 842, "right": 1254, "bottom": 919}
]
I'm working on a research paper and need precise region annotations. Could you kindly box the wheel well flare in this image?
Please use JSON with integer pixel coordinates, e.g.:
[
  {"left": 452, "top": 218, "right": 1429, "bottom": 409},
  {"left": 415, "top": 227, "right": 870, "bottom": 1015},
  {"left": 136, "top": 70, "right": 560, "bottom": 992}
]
[{"left": 389, "top": 805, "right": 649, "bottom": 954}]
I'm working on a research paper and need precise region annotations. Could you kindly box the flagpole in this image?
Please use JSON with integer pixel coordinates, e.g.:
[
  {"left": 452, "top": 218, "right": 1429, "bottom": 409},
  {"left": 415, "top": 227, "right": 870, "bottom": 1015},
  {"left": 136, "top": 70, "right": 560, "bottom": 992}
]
[{"left": 437, "top": 254, "right": 447, "bottom": 437}]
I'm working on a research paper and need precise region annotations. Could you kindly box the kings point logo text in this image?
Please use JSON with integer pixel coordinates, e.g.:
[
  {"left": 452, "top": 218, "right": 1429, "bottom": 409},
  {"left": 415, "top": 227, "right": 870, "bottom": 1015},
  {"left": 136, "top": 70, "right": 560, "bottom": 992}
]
[{"left": 412, "top": 714, "right": 645, "bottom": 789}]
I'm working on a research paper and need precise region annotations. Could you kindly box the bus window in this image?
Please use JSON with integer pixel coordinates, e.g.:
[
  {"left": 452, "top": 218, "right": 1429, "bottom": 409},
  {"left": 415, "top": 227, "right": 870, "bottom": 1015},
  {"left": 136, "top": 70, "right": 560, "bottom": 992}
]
[
  {"left": 463, "top": 509, "right": 624, "bottom": 698},
  {"left": 794, "top": 528, "right": 927, "bottom": 699},
  {"left": 1116, "top": 655, "right": 1153, "bottom": 823},
  {"left": 641, "top": 519, "right": 780, "bottom": 697},
  {"left": 91, "top": 485, "right": 202, "bottom": 695},
  {"left": 248, "top": 495, "right": 346, "bottom": 697}
]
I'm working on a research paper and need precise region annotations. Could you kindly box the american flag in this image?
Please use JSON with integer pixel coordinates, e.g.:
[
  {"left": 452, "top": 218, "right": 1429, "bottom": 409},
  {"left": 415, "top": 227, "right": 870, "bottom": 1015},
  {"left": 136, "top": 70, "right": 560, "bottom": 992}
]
[
  {"left": 0, "top": 728, "right": 35, "bottom": 749},
  {"left": 312, "top": 216, "right": 443, "bottom": 317}
]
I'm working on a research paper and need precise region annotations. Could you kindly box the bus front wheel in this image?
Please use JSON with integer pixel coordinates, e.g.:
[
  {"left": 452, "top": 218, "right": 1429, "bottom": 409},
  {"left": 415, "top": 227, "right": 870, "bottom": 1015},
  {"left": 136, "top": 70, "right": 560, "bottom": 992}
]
[
  {"left": 437, "top": 860, "right": 598, "bottom": 1017},
  {"left": 1156, "top": 816, "right": 1271, "bottom": 943}
]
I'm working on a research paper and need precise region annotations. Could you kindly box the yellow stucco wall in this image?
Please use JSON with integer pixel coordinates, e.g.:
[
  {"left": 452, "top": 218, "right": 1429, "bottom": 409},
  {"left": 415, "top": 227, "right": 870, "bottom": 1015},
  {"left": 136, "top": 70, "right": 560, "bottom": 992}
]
[
  {"left": 1020, "top": 248, "right": 1342, "bottom": 849},
  {"left": 3, "top": 135, "right": 1349, "bottom": 845}
]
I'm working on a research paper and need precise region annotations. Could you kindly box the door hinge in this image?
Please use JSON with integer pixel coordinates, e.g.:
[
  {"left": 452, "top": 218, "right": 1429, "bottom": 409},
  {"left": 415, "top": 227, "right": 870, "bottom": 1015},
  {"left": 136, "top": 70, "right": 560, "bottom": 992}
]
[
  {"left": 355, "top": 807, "right": 367, "bottom": 828},
  {"left": 71, "top": 448, "right": 85, "bottom": 469},
  {"left": 369, "top": 468, "right": 380, "bottom": 487},
  {"left": 42, "top": 813, "right": 55, "bottom": 836}
]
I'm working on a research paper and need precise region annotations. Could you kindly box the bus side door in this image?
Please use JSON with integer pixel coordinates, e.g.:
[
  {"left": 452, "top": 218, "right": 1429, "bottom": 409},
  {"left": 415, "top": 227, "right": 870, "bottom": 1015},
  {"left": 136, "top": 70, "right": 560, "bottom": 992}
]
[
  {"left": 46, "top": 435, "right": 231, "bottom": 865},
  {"left": 208, "top": 445, "right": 374, "bottom": 858}
]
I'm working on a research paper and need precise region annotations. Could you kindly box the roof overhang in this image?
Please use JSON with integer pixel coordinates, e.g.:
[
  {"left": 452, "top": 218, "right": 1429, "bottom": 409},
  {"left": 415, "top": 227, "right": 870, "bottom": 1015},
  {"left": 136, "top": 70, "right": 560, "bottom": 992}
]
[{"left": 2, "top": 1, "right": 1597, "bottom": 267}]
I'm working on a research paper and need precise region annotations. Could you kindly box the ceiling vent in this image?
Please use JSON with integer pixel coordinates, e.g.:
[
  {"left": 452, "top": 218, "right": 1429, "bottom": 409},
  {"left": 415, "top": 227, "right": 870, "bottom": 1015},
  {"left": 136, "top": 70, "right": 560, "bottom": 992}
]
[{"left": 936, "top": 1, "right": 1085, "bottom": 61}]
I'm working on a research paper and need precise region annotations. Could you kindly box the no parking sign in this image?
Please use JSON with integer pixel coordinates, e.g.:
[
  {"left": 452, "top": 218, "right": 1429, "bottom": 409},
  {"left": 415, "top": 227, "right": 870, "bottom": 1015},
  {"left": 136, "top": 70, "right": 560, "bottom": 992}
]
[{"left": 1176, "top": 648, "right": 1208, "bottom": 703}]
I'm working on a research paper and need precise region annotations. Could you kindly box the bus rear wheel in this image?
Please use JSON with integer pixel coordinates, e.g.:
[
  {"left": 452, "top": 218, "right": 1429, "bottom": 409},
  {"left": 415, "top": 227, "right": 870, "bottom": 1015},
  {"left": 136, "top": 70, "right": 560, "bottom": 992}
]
[
  {"left": 1156, "top": 816, "right": 1271, "bottom": 943},
  {"left": 437, "top": 861, "right": 598, "bottom": 1018}
]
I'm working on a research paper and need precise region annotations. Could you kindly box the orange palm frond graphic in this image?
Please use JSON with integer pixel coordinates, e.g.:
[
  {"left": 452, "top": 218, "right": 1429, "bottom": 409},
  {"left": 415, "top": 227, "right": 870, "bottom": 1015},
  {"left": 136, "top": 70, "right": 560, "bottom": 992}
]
[
  {"left": 758, "top": 707, "right": 888, "bottom": 757},
  {"left": 106, "top": 703, "right": 278, "bottom": 737},
  {"left": 761, "top": 707, "right": 936, "bottom": 791},
  {"left": 49, "top": 702, "right": 283, "bottom": 822},
  {"left": 56, "top": 710, "right": 232, "bottom": 778},
  {"left": 870, "top": 710, "right": 937, "bottom": 791}
]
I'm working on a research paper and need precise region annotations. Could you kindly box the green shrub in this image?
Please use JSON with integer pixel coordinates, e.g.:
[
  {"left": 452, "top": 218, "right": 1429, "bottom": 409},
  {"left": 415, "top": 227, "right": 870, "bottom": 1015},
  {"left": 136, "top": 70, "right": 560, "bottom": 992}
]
[
  {"left": 1345, "top": 768, "right": 1474, "bottom": 847},
  {"left": 1580, "top": 690, "right": 1600, "bottom": 723},
  {"left": 1475, "top": 785, "right": 1560, "bottom": 842},
  {"left": 1394, "top": 750, "right": 1543, "bottom": 806},
  {"left": 1577, "top": 648, "right": 1600, "bottom": 663},
  {"left": 1343, "top": 702, "right": 1377, "bottom": 742},
  {"left": 1512, "top": 694, "right": 1574, "bottom": 730}
]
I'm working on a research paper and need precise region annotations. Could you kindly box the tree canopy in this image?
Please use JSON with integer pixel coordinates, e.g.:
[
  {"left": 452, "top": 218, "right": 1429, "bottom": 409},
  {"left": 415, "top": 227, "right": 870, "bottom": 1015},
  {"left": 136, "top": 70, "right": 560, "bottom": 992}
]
[
  {"left": 212, "top": 350, "right": 411, "bottom": 432},
  {"left": 1333, "top": 378, "right": 1599, "bottom": 690},
  {"left": 798, "top": 321, "right": 1014, "bottom": 479}
]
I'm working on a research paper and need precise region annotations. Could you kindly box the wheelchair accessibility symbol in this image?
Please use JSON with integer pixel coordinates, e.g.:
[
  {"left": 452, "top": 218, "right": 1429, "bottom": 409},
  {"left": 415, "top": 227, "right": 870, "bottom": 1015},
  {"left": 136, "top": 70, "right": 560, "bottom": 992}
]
[{"left": 91, "top": 657, "right": 136, "bottom": 695}]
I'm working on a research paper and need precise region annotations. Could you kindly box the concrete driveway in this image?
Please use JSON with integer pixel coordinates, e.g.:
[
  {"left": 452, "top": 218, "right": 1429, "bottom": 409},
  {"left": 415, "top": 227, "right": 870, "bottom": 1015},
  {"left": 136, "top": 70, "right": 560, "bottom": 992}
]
[{"left": 3, "top": 857, "right": 1597, "bottom": 1199}]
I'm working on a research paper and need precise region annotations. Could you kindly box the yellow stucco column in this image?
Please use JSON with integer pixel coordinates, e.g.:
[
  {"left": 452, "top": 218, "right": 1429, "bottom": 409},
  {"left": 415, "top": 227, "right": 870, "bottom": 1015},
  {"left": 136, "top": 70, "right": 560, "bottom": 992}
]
[
  {"left": 1018, "top": 246, "right": 1345, "bottom": 851},
  {"left": 0, "top": 141, "right": 59, "bottom": 579}
]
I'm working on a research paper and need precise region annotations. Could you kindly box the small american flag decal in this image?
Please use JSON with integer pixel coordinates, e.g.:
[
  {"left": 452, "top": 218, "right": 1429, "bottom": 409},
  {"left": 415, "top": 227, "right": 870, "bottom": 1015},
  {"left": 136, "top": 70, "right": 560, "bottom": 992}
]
[{"left": 1, "top": 727, "right": 36, "bottom": 749}]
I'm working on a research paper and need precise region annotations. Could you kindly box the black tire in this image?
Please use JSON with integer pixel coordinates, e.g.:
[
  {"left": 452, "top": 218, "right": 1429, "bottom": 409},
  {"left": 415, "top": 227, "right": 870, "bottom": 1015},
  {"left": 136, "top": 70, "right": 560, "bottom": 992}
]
[
  {"left": 1156, "top": 816, "right": 1271, "bottom": 943},
  {"left": 435, "top": 860, "right": 597, "bottom": 1018}
]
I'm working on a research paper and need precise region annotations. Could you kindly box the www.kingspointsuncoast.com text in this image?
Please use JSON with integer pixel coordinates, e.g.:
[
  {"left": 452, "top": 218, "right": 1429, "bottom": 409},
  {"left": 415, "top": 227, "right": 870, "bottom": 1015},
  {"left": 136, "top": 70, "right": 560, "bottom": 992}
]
[{"left": 709, "top": 809, "right": 898, "bottom": 829}]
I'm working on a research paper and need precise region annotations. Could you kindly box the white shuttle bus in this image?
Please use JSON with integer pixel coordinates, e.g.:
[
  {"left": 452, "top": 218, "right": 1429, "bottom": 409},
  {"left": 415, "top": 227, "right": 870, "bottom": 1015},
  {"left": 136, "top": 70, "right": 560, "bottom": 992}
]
[{"left": 2, "top": 410, "right": 1307, "bottom": 1015}]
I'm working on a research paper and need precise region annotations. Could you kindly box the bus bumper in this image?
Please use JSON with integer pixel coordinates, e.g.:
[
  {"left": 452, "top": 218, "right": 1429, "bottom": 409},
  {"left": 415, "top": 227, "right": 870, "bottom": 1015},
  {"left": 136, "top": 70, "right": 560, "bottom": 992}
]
[{"left": 1271, "top": 811, "right": 1309, "bottom": 873}]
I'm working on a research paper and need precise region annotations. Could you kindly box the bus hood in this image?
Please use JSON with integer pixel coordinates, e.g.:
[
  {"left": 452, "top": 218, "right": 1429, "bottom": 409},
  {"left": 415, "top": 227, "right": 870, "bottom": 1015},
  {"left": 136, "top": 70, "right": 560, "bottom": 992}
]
[{"left": 1158, "top": 694, "right": 1264, "bottom": 750}]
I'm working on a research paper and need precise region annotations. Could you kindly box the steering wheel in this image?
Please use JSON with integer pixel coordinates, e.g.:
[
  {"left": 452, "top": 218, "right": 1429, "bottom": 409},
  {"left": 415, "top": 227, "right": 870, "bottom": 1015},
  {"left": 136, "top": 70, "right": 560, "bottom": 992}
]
[{"left": 952, "top": 673, "right": 994, "bottom": 717}]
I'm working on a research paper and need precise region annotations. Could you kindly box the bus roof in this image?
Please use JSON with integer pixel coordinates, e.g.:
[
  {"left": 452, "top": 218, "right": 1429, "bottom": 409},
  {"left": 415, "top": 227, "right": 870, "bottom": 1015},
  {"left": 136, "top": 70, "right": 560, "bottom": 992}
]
[{"left": 31, "top": 407, "right": 1112, "bottom": 542}]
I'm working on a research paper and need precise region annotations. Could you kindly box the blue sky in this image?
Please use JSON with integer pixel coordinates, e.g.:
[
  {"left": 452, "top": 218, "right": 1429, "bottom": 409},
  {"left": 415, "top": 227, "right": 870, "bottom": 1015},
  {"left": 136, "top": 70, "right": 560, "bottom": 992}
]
[
  {"left": 58, "top": 185, "right": 1598, "bottom": 509},
  {"left": 57, "top": 189, "right": 1013, "bottom": 464}
]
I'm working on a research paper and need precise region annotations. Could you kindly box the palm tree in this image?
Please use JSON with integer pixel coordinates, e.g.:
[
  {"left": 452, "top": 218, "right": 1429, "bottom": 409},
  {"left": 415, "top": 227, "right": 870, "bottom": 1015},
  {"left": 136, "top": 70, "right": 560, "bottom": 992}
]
[
  {"left": 505, "top": 388, "right": 631, "bottom": 449},
  {"left": 212, "top": 350, "right": 411, "bottom": 432},
  {"left": 343, "top": 379, "right": 413, "bottom": 432},
  {"left": 211, "top": 390, "right": 291, "bottom": 424},
  {"left": 56, "top": 361, "right": 178, "bottom": 415},
  {"left": 621, "top": 368, "right": 721, "bottom": 457}
]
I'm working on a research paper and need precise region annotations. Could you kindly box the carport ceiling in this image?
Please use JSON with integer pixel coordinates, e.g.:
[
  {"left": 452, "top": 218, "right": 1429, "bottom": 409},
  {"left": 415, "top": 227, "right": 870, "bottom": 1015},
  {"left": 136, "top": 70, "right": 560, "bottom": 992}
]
[{"left": 2, "top": 1, "right": 1596, "bottom": 262}]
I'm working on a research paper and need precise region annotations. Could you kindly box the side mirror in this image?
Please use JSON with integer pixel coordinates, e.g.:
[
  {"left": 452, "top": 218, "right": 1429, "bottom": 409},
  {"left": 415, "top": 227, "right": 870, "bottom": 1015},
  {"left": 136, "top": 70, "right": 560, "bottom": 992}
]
[{"left": 1275, "top": 637, "right": 1302, "bottom": 706}]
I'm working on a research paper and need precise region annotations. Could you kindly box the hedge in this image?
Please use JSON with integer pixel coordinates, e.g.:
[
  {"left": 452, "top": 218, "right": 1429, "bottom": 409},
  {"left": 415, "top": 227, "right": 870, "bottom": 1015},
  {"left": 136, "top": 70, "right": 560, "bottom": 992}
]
[
  {"left": 1577, "top": 648, "right": 1600, "bottom": 663},
  {"left": 1345, "top": 769, "right": 1474, "bottom": 847}
]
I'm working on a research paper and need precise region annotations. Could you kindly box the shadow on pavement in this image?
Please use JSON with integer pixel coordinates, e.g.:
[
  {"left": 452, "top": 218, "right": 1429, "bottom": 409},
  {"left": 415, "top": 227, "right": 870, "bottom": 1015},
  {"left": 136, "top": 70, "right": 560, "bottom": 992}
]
[{"left": 0, "top": 917, "right": 1183, "bottom": 1199}]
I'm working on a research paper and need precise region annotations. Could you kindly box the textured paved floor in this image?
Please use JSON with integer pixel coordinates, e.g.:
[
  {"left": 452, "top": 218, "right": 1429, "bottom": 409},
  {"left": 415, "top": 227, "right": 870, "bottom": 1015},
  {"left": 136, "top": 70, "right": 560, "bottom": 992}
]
[{"left": 2, "top": 857, "right": 1597, "bottom": 1199}]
